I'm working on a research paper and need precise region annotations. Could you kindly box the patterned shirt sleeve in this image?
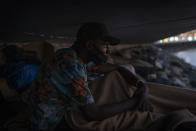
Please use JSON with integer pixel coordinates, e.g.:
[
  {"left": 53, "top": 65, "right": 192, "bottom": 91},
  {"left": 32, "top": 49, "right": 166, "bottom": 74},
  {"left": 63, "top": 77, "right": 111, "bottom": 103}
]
[
  {"left": 49, "top": 48, "right": 94, "bottom": 106},
  {"left": 24, "top": 48, "right": 95, "bottom": 131}
]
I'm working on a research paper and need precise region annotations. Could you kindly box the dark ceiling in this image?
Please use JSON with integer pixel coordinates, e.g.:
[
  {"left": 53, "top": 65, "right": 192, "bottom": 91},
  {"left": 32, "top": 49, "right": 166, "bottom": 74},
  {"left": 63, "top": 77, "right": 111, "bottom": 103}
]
[{"left": 1, "top": 1, "right": 196, "bottom": 44}]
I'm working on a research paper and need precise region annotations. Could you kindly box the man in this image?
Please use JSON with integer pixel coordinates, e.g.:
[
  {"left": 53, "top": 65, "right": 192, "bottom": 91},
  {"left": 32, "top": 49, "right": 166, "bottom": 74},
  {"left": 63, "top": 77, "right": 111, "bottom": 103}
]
[
  {"left": 57, "top": 23, "right": 196, "bottom": 131},
  {"left": 19, "top": 22, "right": 152, "bottom": 131}
]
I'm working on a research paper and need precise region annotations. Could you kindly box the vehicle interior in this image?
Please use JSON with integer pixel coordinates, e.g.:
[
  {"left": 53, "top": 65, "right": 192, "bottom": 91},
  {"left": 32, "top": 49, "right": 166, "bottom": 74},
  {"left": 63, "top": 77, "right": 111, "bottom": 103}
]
[{"left": 1, "top": 1, "right": 196, "bottom": 131}]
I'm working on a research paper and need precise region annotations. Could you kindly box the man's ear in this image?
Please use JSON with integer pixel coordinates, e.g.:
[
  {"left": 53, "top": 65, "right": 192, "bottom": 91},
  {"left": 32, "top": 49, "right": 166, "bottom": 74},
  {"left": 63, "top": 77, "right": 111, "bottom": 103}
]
[{"left": 85, "top": 40, "right": 94, "bottom": 50}]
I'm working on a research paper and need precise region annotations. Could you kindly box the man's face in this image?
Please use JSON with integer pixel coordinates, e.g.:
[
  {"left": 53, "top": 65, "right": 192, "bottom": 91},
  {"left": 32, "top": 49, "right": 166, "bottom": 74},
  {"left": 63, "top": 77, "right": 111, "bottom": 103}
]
[
  {"left": 85, "top": 39, "right": 110, "bottom": 64},
  {"left": 93, "top": 40, "right": 110, "bottom": 56}
]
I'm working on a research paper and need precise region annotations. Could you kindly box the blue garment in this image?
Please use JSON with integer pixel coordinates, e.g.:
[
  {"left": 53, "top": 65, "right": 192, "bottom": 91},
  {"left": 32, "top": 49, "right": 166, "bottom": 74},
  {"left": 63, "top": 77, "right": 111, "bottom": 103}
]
[
  {"left": 2, "top": 62, "right": 39, "bottom": 90},
  {"left": 25, "top": 48, "right": 94, "bottom": 131},
  {"left": 86, "top": 61, "right": 104, "bottom": 81}
]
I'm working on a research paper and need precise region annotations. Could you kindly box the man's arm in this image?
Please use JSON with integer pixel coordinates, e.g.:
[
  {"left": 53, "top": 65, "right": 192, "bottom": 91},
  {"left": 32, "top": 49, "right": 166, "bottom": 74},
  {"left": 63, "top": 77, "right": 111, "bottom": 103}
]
[
  {"left": 96, "top": 63, "right": 144, "bottom": 87},
  {"left": 117, "top": 66, "right": 150, "bottom": 89},
  {"left": 80, "top": 96, "right": 139, "bottom": 121},
  {"left": 95, "top": 63, "right": 153, "bottom": 112}
]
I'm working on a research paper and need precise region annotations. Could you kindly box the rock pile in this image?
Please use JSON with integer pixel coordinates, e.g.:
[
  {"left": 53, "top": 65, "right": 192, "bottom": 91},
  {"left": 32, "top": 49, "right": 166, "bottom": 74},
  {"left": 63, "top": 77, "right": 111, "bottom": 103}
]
[{"left": 111, "top": 45, "right": 196, "bottom": 90}]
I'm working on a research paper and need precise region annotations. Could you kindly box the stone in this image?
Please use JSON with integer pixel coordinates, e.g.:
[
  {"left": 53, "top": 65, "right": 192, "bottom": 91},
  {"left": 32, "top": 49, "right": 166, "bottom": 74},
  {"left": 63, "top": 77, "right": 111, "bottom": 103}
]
[
  {"left": 173, "top": 78, "right": 187, "bottom": 88},
  {"left": 111, "top": 45, "right": 196, "bottom": 90},
  {"left": 171, "top": 66, "right": 183, "bottom": 76},
  {"left": 147, "top": 74, "right": 157, "bottom": 80},
  {"left": 157, "top": 71, "right": 169, "bottom": 80},
  {"left": 170, "top": 60, "right": 182, "bottom": 67},
  {"left": 190, "top": 80, "right": 196, "bottom": 88},
  {"left": 155, "top": 60, "right": 163, "bottom": 69},
  {"left": 164, "top": 68, "right": 171, "bottom": 75},
  {"left": 181, "top": 77, "right": 190, "bottom": 84}
]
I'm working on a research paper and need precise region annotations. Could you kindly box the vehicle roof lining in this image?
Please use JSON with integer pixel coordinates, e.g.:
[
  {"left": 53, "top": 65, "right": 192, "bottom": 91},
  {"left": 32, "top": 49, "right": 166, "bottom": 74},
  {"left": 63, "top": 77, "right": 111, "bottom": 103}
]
[{"left": 1, "top": 1, "right": 196, "bottom": 44}]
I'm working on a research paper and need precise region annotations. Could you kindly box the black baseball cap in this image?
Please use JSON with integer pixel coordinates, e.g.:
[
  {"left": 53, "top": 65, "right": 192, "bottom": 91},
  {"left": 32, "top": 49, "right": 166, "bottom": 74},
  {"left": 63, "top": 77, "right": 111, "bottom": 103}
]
[{"left": 76, "top": 22, "right": 120, "bottom": 45}]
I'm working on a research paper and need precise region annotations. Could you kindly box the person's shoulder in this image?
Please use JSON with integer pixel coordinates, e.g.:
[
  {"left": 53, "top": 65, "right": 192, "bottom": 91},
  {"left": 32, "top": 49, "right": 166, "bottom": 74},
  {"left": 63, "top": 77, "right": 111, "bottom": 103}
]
[{"left": 55, "top": 48, "right": 78, "bottom": 64}]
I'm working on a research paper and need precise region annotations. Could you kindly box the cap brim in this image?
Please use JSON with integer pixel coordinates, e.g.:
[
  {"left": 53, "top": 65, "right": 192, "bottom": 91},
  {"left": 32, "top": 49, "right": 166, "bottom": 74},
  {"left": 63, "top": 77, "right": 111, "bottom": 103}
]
[{"left": 102, "top": 35, "right": 120, "bottom": 45}]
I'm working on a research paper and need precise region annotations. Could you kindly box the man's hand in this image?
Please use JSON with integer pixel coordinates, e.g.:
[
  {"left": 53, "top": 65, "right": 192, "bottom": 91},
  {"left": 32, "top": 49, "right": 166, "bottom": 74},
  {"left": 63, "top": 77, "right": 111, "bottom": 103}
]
[
  {"left": 81, "top": 96, "right": 142, "bottom": 121},
  {"left": 132, "top": 84, "right": 153, "bottom": 112}
]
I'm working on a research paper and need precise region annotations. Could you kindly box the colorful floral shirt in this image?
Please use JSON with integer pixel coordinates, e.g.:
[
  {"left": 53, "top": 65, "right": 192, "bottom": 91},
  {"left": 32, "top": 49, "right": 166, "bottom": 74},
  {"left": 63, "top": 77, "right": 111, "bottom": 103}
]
[
  {"left": 86, "top": 61, "right": 104, "bottom": 81},
  {"left": 25, "top": 48, "right": 95, "bottom": 131}
]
